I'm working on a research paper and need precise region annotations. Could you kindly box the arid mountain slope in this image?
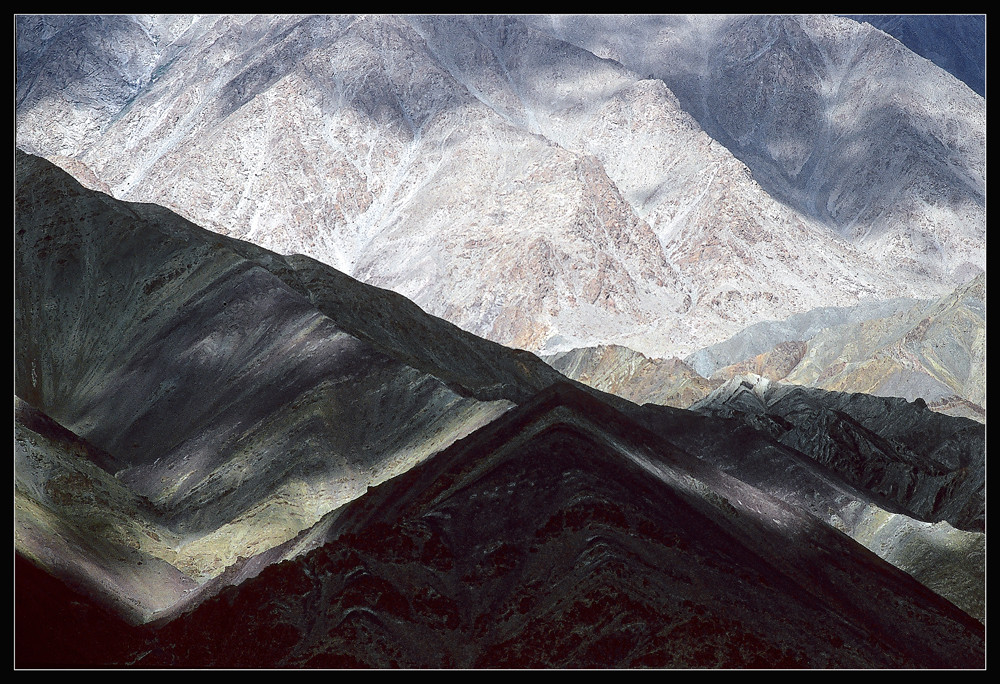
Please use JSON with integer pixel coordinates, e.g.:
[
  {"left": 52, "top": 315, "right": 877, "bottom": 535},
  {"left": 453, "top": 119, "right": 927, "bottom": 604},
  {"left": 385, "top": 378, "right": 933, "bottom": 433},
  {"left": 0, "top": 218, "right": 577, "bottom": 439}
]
[
  {"left": 689, "top": 376, "right": 985, "bottom": 533},
  {"left": 544, "top": 345, "right": 717, "bottom": 409},
  {"left": 18, "top": 385, "right": 986, "bottom": 668},
  {"left": 781, "top": 274, "right": 986, "bottom": 414},
  {"left": 15, "top": 149, "right": 521, "bottom": 606},
  {"left": 844, "top": 14, "right": 985, "bottom": 96},
  {"left": 528, "top": 14, "right": 985, "bottom": 285},
  {"left": 15, "top": 14, "right": 976, "bottom": 358},
  {"left": 15, "top": 150, "right": 986, "bottom": 665},
  {"left": 555, "top": 273, "right": 984, "bottom": 423},
  {"left": 16, "top": 397, "right": 196, "bottom": 624},
  {"left": 696, "top": 275, "right": 985, "bottom": 420}
]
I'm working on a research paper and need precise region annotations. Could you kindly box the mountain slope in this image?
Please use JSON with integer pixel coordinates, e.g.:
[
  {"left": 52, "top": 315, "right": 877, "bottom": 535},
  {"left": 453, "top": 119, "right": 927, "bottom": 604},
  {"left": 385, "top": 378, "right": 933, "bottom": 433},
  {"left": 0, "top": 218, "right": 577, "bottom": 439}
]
[
  {"left": 689, "top": 375, "right": 985, "bottom": 533},
  {"left": 103, "top": 385, "right": 986, "bottom": 667},
  {"left": 15, "top": 149, "right": 516, "bottom": 594},
  {"left": 16, "top": 397, "right": 195, "bottom": 624},
  {"left": 528, "top": 14, "right": 985, "bottom": 285},
  {"left": 544, "top": 344, "right": 718, "bottom": 408},
  {"left": 15, "top": 149, "right": 985, "bottom": 665},
  {"left": 15, "top": 14, "right": 976, "bottom": 359},
  {"left": 781, "top": 274, "right": 986, "bottom": 414},
  {"left": 844, "top": 15, "right": 985, "bottom": 96},
  {"left": 554, "top": 271, "right": 984, "bottom": 424}
]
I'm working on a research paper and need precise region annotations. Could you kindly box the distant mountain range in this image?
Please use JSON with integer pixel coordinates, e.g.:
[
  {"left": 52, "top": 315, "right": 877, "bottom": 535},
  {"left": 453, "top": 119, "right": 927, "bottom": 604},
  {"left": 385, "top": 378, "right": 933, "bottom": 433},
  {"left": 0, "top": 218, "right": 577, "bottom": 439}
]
[
  {"left": 15, "top": 15, "right": 984, "bottom": 359},
  {"left": 553, "top": 274, "right": 985, "bottom": 423}
]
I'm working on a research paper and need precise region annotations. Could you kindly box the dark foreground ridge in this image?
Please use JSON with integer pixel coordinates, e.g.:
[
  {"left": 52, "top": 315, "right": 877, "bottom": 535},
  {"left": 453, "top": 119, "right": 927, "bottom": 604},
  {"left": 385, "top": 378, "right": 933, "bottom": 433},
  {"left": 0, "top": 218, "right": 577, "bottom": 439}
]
[
  {"left": 14, "top": 152, "right": 985, "bottom": 668},
  {"left": 22, "top": 382, "right": 983, "bottom": 668}
]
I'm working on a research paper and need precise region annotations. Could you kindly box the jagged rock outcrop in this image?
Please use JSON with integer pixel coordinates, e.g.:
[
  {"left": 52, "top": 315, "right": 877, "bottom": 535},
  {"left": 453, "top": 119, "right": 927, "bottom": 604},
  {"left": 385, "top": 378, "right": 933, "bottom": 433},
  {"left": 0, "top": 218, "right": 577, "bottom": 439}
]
[{"left": 690, "top": 375, "right": 984, "bottom": 532}]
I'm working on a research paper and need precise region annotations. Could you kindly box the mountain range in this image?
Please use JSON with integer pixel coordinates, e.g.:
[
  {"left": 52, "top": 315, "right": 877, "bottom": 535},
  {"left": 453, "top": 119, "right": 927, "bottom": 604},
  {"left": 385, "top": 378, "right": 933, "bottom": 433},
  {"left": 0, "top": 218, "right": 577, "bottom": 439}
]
[
  {"left": 15, "top": 14, "right": 984, "bottom": 359},
  {"left": 14, "top": 149, "right": 985, "bottom": 667},
  {"left": 14, "top": 13, "right": 986, "bottom": 669}
]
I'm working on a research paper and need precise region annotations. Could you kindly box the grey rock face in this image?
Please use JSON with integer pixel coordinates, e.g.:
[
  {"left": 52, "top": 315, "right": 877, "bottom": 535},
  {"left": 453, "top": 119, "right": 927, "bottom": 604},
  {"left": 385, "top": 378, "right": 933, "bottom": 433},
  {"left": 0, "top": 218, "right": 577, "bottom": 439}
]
[
  {"left": 673, "top": 374, "right": 985, "bottom": 618},
  {"left": 15, "top": 14, "right": 980, "bottom": 360},
  {"left": 783, "top": 274, "right": 986, "bottom": 414},
  {"left": 679, "top": 274, "right": 985, "bottom": 421},
  {"left": 690, "top": 375, "right": 984, "bottom": 532},
  {"left": 527, "top": 14, "right": 985, "bottom": 285}
]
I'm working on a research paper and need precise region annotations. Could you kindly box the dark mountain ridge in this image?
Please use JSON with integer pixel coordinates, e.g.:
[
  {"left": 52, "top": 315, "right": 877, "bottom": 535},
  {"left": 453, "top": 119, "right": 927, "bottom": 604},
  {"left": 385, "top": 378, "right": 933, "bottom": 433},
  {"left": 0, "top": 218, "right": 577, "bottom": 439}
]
[
  {"left": 17, "top": 384, "right": 986, "bottom": 668},
  {"left": 14, "top": 150, "right": 985, "bottom": 666}
]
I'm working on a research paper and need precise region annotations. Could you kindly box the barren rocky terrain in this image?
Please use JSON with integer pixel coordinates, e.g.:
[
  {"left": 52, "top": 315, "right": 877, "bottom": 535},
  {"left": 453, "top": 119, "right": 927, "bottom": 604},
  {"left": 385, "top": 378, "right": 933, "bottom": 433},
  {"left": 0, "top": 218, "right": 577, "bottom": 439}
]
[
  {"left": 554, "top": 274, "right": 984, "bottom": 423},
  {"left": 15, "top": 15, "right": 984, "bottom": 359},
  {"left": 15, "top": 151, "right": 986, "bottom": 666},
  {"left": 14, "top": 14, "right": 986, "bottom": 669}
]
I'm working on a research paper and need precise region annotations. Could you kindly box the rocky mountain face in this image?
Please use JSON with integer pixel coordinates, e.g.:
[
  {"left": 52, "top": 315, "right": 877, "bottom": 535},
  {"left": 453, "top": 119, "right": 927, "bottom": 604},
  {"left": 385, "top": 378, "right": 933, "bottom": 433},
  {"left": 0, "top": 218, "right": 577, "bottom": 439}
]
[
  {"left": 689, "top": 376, "right": 984, "bottom": 532},
  {"left": 530, "top": 14, "right": 985, "bottom": 286},
  {"left": 14, "top": 13, "right": 987, "bottom": 669},
  {"left": 556, "top": 273, "right": 984, "bottom": 423},
  {"left": 129, "top": 384, "right": 983, "bottom": 668},
  {"left": 684, "top": 297, "right": 925, "bottom": 378},
  {"left": 682, "top": 374, "right": 985, "bottom": 619},
  {"left": 15, "top": 149, "right": 552, "bottom": 619},
  {"left": 16, "top": 381, "right": 987, "bottom": 667},
  {"left": 14, "top": 14, "right": 983, "bottom": 360},
  {"left": 844, "top": 15, "right": 985, "bottom": 97},
  {"left": 779, "top": 274, "right": 986, "bottom": 416},
  {"left": 15, "top": 152, "right": 985, "bottom": 666}
]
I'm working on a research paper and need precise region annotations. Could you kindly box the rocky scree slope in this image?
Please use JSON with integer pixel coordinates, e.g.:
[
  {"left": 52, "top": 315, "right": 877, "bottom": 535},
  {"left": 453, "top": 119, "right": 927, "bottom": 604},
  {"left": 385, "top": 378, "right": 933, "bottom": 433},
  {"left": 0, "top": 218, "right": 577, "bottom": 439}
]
[
  {"left": 544, "top": 344, "right": 717, "bottom": 409},
  {"left": 14, "top": 148, "right": 680, "bottom": 626},
  {"left": 672, "top": 374, "right": 985, "bottom": 618}
]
